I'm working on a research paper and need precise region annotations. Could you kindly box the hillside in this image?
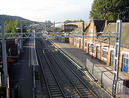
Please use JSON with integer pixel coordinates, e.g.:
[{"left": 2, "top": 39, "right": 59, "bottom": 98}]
[{"left": 0, "top": 15, "right": 38, "bottom": 25}]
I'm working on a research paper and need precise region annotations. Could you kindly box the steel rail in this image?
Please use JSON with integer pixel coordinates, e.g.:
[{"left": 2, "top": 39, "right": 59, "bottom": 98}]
[
  {"left": 50, "top": 51, "right": 97, "bottom": 98},
  {"left": 43, "top": 38, "right": 97, "bottom": 98},
  {"left": 36, "top": 40, "right": 52, "bottom": 98},
  {"left": 48, "top": 51, "right": 84, "bottom": 98},
  {"left": 37, "top": 39, "right": 65, "bottom": 98},
  {"left": 55, "top": 51, "right": 97, "bottom": 98},
  {"left": 43, "top": 39, "right": 84, "bottom": 97},
  {"left": 43, "top": 46, "right": 66, "bottom": 98}
]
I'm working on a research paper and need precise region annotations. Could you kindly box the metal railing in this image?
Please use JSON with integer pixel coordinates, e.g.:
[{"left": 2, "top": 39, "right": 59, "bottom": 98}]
[{"left": 85, "top": 57, "right": 129, "bottom": 97}]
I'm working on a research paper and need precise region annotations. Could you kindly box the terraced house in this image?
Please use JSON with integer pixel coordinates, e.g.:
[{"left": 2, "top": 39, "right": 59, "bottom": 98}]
[{"left": 69, "top": 20, "right": 129, "bottom": 77}]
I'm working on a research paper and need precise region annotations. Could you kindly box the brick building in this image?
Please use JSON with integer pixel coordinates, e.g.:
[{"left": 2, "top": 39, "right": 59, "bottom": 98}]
[
  {"left": 69, "top": 20, "right": 129, "bottom": 77},
  {"left": 62, "top": 24, "right": 78, "bottom": 32}
]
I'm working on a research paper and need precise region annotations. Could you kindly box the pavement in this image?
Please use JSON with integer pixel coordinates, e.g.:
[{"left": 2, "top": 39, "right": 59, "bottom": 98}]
[{"left": 46, "top": 35, "right": 129, "bottom": 97}]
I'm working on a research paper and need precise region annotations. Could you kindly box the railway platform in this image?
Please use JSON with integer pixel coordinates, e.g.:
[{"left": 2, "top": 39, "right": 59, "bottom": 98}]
[
  {"left": 8, "top": 39, "right": 42, "bottom": 98},
  {"left": 46, "top": 35, "right": 129, "bottom": 97}
]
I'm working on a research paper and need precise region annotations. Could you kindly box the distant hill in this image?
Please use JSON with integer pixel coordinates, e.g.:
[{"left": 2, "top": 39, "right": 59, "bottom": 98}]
[
  {"left": 0, "top": 15, "right": 27, "bottom": 20},
  {"left": 0, "top": 15, "right": 38, "bottom": 25}
]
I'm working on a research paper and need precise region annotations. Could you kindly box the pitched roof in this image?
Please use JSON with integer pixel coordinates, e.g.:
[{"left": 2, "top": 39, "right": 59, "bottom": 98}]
[
  {"left": 93, "top": 20, "right": 105, "bottom": 32},
  {"left": 97, "top": 22, "right": 129, "bottom": 48}
]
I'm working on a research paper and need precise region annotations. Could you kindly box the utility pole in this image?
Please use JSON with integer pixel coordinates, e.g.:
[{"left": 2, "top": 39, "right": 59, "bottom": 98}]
[
  {"left": 20, "top": 20, "right": 23, "bottom": 50},
  {"left": 1, "top": 19, "right": 9, "bottom": 98},
  {"left": 1, "top": 19, "right": 8, "bottom": 87},
  {"left": 34, "top": 31, "right": 35, "bottom": 49},
  {"left": 112, "top": 20, "right": 122, "bottom": 97}
]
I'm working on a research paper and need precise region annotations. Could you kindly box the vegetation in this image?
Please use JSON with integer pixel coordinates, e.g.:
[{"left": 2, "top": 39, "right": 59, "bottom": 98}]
[
  {"left": 5, "top": 20, "right": 20, "bottom": 33},
  {"left": 64, "top": 19, "right": 84, "bottom": 23},
  {"left": 90, "top": 0, "right": 129, "bottom": 21},
  {"left": 0, "top": 15, "right": 39, "bottom": 33}
]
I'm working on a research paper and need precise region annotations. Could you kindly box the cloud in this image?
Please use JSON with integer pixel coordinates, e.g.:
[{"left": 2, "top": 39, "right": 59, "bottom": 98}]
[{"left": 0, "top": 0, "right": 93, "bottom": 22}]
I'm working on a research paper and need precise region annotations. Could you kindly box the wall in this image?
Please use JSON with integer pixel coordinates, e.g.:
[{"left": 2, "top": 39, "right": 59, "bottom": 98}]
[{"left": 69, "top": 37, "right": 129, "bottom": 77}]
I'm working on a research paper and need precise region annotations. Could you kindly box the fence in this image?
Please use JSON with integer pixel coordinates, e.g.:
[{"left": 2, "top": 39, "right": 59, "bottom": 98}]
[{"left": 86, "top": 57, "right": 129, "bottom": 97}]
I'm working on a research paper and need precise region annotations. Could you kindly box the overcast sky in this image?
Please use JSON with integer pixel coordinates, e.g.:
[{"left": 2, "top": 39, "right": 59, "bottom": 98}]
[{"left": 0, "top": 0, "right": 93, "bottom": 22}]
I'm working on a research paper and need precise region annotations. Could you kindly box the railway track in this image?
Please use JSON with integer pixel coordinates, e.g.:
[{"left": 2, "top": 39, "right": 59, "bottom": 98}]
[
  {"left": 36, "top": 38, "right": 97, "bottom": 98},
  {"left": 36, "top": 39, "right": 65, "bottom": 98}
]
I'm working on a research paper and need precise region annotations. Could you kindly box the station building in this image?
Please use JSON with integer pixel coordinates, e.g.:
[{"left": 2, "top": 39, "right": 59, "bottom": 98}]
[
  {"left": 69, "top": 20, "right": 129, "bottom": 77},
  {"left": 62, "top": 22, "right": 90, "bottom": 33}
]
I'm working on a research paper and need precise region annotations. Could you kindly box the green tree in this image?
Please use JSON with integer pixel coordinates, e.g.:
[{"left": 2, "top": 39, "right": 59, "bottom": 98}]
[
  {"left": 90, "top": 0, "right": 129, "bottom": 21},
  {"left": 64, "top": 19, "right": 84, "bottom": 23},
  {"left": 5, "top": 20, "right": 20, "bottom": 33}
]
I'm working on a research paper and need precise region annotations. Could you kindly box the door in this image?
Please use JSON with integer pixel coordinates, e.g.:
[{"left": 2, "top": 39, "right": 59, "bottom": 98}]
[
  {"left": 110, "top": 50, "right": 114, "bottom": 66},
  {"left": 96, "top": 46, "right": 99, "bottom": 58},
  {"left": 79, "top": 39, "right": 81, "bottom": 48},
  {"left": 88, "top": 43, "right": 90, "bottom": 53},
  {"left": 122, "top": 57, "right": 129, "bottom": 73},
  {"left": 91, "top": 44, "right": 94, "bottom": 54}
]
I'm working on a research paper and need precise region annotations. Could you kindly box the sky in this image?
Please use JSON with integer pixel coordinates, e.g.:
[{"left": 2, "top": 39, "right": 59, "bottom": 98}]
[{"left": 0, "top": 0, "right": 94, "bottom": 22}]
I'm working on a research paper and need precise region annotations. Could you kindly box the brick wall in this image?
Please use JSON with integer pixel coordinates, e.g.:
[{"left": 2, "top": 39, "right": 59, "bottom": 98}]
[{"left": 69, "top": 37, "right": 129, "bottom": 77}]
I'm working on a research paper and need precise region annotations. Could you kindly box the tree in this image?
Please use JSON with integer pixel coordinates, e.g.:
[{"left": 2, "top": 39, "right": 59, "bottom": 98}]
[
  {"left": 64, "top": 19, "right": 84, "bottom": 23},
  {"left": 5, "top": 20, "right": 20, "bottom": 33},
  {"left": 90, "top": 0, "right": 129, "bottom": 21}
]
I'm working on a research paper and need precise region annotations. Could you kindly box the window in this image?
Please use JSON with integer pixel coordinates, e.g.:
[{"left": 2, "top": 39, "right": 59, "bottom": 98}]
[
  {"left": 88, "top": 43, "right": 94, "bottom": 55},
  {"left": 85, "top": 40, "right": 87, "bottom": 48},
  {"left": 122, "top": 54, "right": 129, "bottom": 73},
  {"left": 102, "top": 47, "right": 108, "bottom": 60}
]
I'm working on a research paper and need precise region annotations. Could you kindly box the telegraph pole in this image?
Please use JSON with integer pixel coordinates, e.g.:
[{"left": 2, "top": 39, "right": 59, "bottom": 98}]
[{"left": 112, "top": 20, "right": 122, "bottom": 97}]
